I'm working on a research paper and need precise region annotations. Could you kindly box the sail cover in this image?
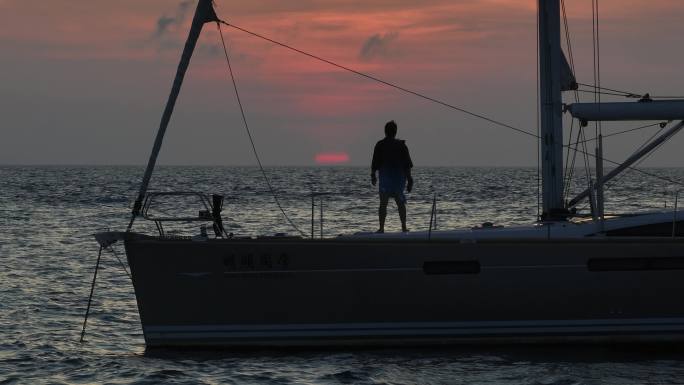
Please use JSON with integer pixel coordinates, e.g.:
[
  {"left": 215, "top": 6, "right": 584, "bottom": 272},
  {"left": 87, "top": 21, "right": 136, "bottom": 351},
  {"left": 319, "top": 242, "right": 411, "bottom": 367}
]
[{"left": 568, "top": 100, "right": 684, "bottom": 122}]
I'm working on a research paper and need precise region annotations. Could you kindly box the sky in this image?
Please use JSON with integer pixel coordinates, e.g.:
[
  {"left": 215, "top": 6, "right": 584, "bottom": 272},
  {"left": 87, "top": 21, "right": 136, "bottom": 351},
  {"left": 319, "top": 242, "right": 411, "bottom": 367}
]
[{"left": 1, "top": 0, "right": 684, "bottom": 166}]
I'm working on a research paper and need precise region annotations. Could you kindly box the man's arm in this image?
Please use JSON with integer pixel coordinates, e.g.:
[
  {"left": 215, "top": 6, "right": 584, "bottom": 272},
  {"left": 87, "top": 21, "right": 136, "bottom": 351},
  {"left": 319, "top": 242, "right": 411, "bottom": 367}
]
[
  {"left": 371, "top": 142, "right": 380, "bottom": 185},
  {"left": 403, "top": 142, "right": 414, "bottom": 169},
  {"left": 405, "top": 167, "right": 413, "bottom": 192},
  {"left": 403, "top": 142, "right": 413, "bottom": 192}
]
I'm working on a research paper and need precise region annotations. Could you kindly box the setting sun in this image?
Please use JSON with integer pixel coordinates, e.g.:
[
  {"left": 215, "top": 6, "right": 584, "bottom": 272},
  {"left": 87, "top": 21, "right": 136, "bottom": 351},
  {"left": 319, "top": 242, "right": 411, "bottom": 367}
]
[{"left": 315, "top": 152, "right": 350, "bottom": 165}]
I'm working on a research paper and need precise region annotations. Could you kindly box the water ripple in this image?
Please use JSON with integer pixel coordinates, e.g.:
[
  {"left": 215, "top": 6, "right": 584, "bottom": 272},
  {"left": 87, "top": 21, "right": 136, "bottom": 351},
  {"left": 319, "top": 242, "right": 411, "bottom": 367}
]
[{"left": 2, "top": 166, "right": 684, "bottom": 384}]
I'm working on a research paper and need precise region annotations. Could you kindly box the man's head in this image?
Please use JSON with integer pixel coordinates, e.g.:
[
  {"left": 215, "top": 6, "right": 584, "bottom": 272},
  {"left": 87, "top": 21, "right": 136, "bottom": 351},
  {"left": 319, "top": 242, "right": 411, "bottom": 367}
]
[{"left": 384, "top": 120, "right": 398, "bottom": 138}]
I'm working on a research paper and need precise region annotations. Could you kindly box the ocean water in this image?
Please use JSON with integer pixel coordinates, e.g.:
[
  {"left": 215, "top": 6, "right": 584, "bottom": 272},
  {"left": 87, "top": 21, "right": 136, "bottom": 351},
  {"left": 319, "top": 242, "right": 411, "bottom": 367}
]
[{"left": 2, "top": 165, "right": 684, "bottom": 384}]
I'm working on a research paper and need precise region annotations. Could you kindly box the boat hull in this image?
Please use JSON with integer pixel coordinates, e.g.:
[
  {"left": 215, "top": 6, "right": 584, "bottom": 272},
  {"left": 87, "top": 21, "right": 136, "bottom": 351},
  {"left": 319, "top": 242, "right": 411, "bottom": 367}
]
[{"left": 123, "top": 236, "right": 684, "bottom": 347}]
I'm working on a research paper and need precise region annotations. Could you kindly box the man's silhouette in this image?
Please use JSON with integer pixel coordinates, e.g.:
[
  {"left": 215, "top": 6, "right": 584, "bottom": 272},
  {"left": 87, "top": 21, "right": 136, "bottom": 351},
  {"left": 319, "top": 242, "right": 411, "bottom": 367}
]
[{"left": 371, "top": 120, "right": 413, "bottom": 233}]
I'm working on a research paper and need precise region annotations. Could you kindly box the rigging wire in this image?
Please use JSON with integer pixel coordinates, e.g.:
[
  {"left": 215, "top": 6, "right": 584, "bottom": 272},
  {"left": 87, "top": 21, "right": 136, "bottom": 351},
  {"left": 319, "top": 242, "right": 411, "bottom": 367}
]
[
  {"left": 576, "top": 82, "right": 684, "bottom": 99},
  {"left": 579, "top": 122, "right": 672, "bottom": 207},
  {"left": 576, "top": 82, "right": 637, "bottom": 96},
  {"left": 563, "top": 117, "right": 576, "bottom": 199},
  {"left": 217, "top": 23, "right": 306, "bottom": 237},
  {"left": 218, "top": 19, "right": 537, "bottom": 139},
  {"left": 562, "top": 0, "right": 590, "bottom": 195},
  {"left": 108, "top": 246, "right": 132, "bottom": 281},
  {"left": 574, "top": 122, "right": 682, "bottom": 194},
  {"left": 536, "top": 0, "right": 541, "bottom": 219},
  {"left": 592, "top": 0, "right": 603, "bottom": 138},
  {"left": 574, "top": 89, "right": 639, "bottom": 98},
  {"left": 561, "top": 0, "right": 594, "bottom": 205},
  {"left": 578, "top": 121, "right": 595, "bottom": 199},
  {"left": 80, "top": 246, "right": 102, "bottom": 343},
  {"left": 561, "top": 0, "right": 576, "bottom": 196},
  {"left": 634, "top": 121, "right": 669, "bottom": 154},
  {"left": 603, "top": 129, "right": 671, "bottom": 195},
  {"left": 568, "top": 122, "right": 666, "bottom": 146},
  {"left": 564, "top": 121, "right": 583, "bottom": 200},
  {"left": 561, "top": 0, "right": 578, "bottom": 88},
  {"left": 216, "top": 18, "right": 684, "bottom": 190}
]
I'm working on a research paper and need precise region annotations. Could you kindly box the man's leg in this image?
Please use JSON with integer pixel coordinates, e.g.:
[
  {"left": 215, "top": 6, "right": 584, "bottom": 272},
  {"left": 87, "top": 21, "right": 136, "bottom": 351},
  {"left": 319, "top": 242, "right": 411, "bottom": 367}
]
[
  {"left": 395, "top": 197, "right": 408, "bottom": 232},
  {"left": 378, "top": 193, "right": 389, "bottom": 233}
]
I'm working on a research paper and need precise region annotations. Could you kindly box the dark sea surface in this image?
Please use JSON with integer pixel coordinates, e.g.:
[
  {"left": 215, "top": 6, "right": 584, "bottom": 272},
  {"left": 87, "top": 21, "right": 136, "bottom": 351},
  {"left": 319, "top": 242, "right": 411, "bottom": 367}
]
[{"left": 2, "top": 165, "right": 684, "bottom": 384}]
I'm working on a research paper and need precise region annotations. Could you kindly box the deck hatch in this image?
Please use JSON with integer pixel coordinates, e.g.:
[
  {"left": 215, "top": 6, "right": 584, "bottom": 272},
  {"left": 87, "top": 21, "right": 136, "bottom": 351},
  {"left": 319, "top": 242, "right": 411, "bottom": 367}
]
[
  {"left": 423, "top": 261, "right": 480, "bottom": 275},
  {"left": 587, "top": 257, "right": 684, "bottom": 272}
]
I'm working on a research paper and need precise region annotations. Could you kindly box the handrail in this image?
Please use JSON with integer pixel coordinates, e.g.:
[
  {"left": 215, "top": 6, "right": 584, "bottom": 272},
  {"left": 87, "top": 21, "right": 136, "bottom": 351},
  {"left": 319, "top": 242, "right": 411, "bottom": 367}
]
[
  {"left": 141, "top": 192, "right": 212, "bottom": 222},
  {"left": 310, "top": 192, "right": 333, "bottom": 239},
  {"left": 673, "top": 191, "right": 680, "bottom": 238},
  {"left": 127, "top": 0, "right": 218, "bottom": 232},
  {"left": 139, "top": 191, "right": 225, "bottom": 238},
  {"left": 428, "top": 193, "right": 437, "bottom": 240}
]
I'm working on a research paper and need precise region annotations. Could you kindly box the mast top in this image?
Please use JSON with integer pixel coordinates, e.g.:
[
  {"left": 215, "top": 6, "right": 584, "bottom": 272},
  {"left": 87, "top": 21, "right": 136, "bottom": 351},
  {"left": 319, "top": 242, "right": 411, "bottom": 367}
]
[{"left": 201, "top": 0, "right": 219, "bottom": 24}]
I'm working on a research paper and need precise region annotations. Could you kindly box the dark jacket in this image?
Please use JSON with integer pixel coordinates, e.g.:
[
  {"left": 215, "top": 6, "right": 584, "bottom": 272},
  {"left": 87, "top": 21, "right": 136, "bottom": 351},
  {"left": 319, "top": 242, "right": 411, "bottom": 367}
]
[{"left": 371, "top": 138, "right": 413, "bottom": 174}]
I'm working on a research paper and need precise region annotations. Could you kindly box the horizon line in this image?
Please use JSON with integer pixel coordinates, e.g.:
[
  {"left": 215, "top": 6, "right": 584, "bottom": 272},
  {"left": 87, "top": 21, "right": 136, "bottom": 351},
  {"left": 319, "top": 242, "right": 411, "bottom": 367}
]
[{"left": 2, "top": 163, "right": 683, "bottom": 169}]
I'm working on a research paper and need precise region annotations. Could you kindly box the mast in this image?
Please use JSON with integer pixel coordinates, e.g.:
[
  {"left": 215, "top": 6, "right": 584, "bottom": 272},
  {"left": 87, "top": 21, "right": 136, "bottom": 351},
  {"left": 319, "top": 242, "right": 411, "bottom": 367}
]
[
  {"left": 538, "top": 0, "right": 565, "bottom": 220},
  {"left": 127, "top": 0, "right": 218, "bottom": 231}
]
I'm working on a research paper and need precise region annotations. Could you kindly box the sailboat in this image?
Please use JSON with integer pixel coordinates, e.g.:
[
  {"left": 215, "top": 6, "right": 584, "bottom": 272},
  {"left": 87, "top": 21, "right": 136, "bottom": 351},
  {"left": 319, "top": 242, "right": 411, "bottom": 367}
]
[{"left": 94, "top": 0, "right": 684, "bottom": 347}]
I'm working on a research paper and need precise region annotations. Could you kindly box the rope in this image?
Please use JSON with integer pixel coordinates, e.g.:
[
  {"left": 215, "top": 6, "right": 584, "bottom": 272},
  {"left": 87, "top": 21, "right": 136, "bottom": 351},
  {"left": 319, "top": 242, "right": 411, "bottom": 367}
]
[
  {"left": 80, "top": 246, "right": 102, "bottom": 343},
  {"left": 108, "top": 246, "right": 132, "bottom": 281},
  {"left": 217, "top": 23, "right": 306, "bottom": 237}
]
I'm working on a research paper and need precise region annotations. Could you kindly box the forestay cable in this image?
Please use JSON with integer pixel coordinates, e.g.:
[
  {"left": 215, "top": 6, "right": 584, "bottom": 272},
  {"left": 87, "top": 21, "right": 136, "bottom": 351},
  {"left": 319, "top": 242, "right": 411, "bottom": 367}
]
[
  {"left": 218, "top": 19, "right": 538, "bottom": 139},
  {"left": 217, "top": 23, "right": 306, "bottom": 237},
  {"left": 215, "top": 19, "right": 684, "bottom": 189}
]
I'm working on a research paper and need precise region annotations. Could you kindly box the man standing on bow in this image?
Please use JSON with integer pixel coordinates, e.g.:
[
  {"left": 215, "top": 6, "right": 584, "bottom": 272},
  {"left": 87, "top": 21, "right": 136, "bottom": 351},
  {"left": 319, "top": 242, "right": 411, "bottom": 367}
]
[{"left": 371, "top": 120, "right": 414, "bottom": 233}]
